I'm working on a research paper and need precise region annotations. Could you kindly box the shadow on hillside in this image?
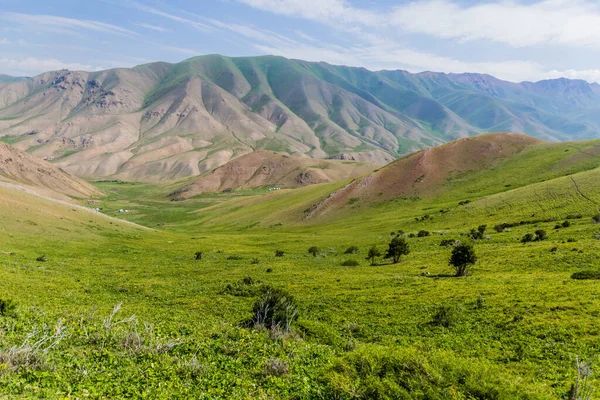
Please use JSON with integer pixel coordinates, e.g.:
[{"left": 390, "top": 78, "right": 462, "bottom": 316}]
[{"left": 424, "top": 274, "right": 456, "bottom": 279}]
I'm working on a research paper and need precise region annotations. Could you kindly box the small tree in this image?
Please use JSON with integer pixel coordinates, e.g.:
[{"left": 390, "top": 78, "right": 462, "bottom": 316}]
[
  {"left": 194, "top": 251, "right": 203, "bottom": 260},
  {"left": 307, "top": 246, "right": 320, "bottom": 257},
  {"left": 385, "top": 235, "right": 410, "bottom": 263},
  {"left": 366, "top": 245, "right": 381, "bottom": 266},
  {"left": 449, "top": 244, "right": 477, "bottom": 277},
  {"left": 593, "top": 214, "right": 600, "bottom": 224}
]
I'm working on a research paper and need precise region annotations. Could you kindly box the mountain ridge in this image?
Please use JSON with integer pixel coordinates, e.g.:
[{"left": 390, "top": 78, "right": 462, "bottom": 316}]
[{"left": 1, "top": 54, "right": 600, "bottom": 182}]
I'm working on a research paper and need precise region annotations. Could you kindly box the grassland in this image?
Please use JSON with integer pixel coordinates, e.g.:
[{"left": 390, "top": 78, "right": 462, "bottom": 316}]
[{"left": 2, "top": 143, "right": 600, "bottom": 398}]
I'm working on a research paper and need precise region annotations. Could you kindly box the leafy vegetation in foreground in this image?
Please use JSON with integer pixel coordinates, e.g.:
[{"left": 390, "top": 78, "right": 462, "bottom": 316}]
[{"left": 2, "top": 149, "right": 600, "bottom": 398}]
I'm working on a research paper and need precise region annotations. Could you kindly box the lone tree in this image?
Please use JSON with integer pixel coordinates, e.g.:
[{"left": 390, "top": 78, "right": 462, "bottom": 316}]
[
  {"left": 449, "top": 244, "right": 477, "bottom": 277},
  {"left": 307, "top": 246, "right": 320, "bottom": 257},
  {"left": 385, "top": 235, "right": 410, "bottom": 263},
  {"left": 366, "top": 245, "right": 381, "bottom": 266}
]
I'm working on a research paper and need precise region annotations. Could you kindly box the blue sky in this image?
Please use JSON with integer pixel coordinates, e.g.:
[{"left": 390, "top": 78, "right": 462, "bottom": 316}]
[{"left": 1, "top": 0, "right": 600, "bottom": 82}]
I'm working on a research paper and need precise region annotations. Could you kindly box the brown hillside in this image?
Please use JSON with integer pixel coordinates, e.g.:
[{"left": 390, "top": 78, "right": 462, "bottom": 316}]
[
  {"left": 305, "top": 132, "right": 544, "bottom": 219},
  {"left": 0, "top": 142, "right": 102, "bottom": 201},
  {"left": 171, "top": 150, "right": 377, "bottom": 200}
]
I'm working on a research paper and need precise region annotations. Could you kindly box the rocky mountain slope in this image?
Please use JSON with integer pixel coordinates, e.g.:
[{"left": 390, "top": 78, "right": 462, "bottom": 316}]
[
  {"left": 0, "top": 142, "right": 101, "bottom": 201},
  {"left": 1, "top": 55, "right": 600, "bottom": 182},
  {"left": 170, "top": 150, "right": 376, "bottom": 200}
]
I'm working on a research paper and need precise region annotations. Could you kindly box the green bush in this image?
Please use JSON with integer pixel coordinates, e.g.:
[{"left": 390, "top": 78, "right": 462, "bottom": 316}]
[
  {"left": 440, "top": 239, "right": 458, "bottom": 247},
  {"left": 341, "top": 260, "right": 360, "bottom": 267},
  {"left": 194, "top": 251, "right": 203, "bottom": 260},
  {"left": 593, "top": 214, "right": 600, "bottom": 224},
  {"left": 222, "top": 277, "right": 263, "bottom": 297},
  {"left": 0, "top": 298, "right": 16, "bottom": 316},
  {"left": 308, "top": 246, "right": 320, "bottom": 257},
  {"left": 274, "top": 250, "right": 285, "bottom": 257},
  {"left": 431, "top": 305, "right": 461, "bottom": 328},
  {"left": 521, "top": 233, "right": 535, "bottom": 243},
  {"left": 36, "top": 255, "right": 47, "bottom": 262},
  {"left": 571, "top": 271, "right": 600, "bottom": 280},
  {"left": 417, "top": 230, "right": 431, "bottom": 238},
  {"left": 344, "top": 246, "right": 359, "bottom": 254},
  {"left": 250, "top": 286, "right": 298, "bottom": 332}
]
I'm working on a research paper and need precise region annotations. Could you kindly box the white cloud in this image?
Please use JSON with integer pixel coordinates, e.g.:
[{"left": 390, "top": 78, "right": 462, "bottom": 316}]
[
  {"left": 0, "top": 38, "right": 8, "bottom": 45},
  {"left": 134, "top": 23, "right": 169, "bottom": 33},
  {"left": 0, "top": 57, "right": 102, "bottom": 76},
  {"left": 543, "top": 69, "right": 600, "bottom": 83},
  {"left": 390, "top": 0, "right": 600, "bottom": 48},
  {"left": 0, "top": 12, "right": 137, "bottom": 37},
  {"left": 238, "top": 0, "right": 600, "bottom": 49}
]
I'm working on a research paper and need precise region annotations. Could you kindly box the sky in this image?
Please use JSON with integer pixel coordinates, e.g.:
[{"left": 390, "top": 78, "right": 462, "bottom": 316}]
[{"left": 1, "top": 0, "right": 600, "bottom": 83}]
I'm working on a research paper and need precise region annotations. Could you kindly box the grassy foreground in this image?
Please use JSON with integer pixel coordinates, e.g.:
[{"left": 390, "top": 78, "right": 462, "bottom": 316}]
[{"left": 2, "top": 162, "right": 600, "bottom": 398}]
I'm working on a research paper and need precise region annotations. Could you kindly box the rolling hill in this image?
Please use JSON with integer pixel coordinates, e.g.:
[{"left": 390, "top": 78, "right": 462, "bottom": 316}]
[
  {"left": 165, "top": 132, "right": 600, "bottom": 228},
  {"left": 0, "top": 141, "right": 101, "bottom": 201},
  {"left": 1, "top": 55, "right": 600, "bottom": 182},
  {"left": 170, "top": 150, "right": 377, "bottom": 200}
]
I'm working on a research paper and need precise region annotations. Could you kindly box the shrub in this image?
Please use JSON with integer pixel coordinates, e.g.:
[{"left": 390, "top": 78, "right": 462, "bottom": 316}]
[
  {"left": 264, "top": 359, "right": 289, "bottom": 377},
  {"left": 567, "top": 238, "right": 577, "bottom": 243},
  {"left": 308, "top": 246, "right": 320, "bottom": 257},
  {"left": 226, "top": 255, "right": 243, "bottom": 260},
  {"left": 36, "top": 255, "right": 47, "bottom": 262},
  {"left": 535, "top": 229, "right": 548, "bottom": 241},
  {"left": 417, "top": 230, "right": 431, "bottom": 238},
  {"left": 341, "top": 260, "right": 360, "bottom": 267},
  {"left": 440, "top": 239, "right": 458, "bottom": 247},
  {"left": 344, "top": 246, "right": 359, "bottom": 255},
  {"left": 0, "top": 298, "right": 16, "bottom": 316},
  {"left": 366, "top": 246, "right": 381, "bottom": 266},
  {"left": 449, "top": 244, "right": 477, "bottom": 277},
  {"left": 566, "top": 214, "right": 583, "bottom": 220},
  {"left": 562, "top": 221, "right": 571, "bottom": 228},
  {"left": 222, "top": 277, "right": 263, "bottom": 297},
  {"left": 266, "top": 268, "right": 273, "bottom": 273},
  {"left": 384, "top": 236, "right": 410, "bottom": 263},
  {"left": 250, "top": 287, "right": 298, "bottom": 332},
  {"left": 194, "top": 251, "right": 203, "bottom": 260},
  {"left": 469, "top": 225, "right": 487, "bottom": 240},
  {"left": 571, "top": 270, "right": 600, "bottom": 280},
  {"left": 521, "top": 233, "right": 535, "bottom": 243},
  {"left": 431, "top": 305, "right": 460, "bottom": 328},
  {"left": 274, "top": 250, "right": 285, "bottom": 257},
  {"left": 593, "top": 214, "right": 600, "bottom": 224},
  {"left": 250, "top": 258, "right": 260, "bottom": 265}
]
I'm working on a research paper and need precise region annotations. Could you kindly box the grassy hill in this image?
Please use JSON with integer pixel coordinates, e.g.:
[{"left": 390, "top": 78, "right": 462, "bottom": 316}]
[
  {"left": 2, "top": 55, "right": 600, "bottom": 182},
  {"left": 2, "top": 133, "right": 600, "bottom": 398}
]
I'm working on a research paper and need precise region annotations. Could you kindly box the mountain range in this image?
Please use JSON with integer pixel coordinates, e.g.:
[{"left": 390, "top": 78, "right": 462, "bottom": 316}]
[{"left": 1, "top": 55, "right": 600, "bottom": 182}]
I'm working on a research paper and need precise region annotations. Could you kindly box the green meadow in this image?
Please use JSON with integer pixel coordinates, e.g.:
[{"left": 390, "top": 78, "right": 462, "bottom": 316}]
[{"left": 2, "top": 140, "right": 600, "bottom": 399}]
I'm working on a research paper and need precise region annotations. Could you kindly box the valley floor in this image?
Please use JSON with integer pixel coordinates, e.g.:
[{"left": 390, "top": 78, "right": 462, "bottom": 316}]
[{"left": 2, "top": 167, "right": 600, "bottom": 399}]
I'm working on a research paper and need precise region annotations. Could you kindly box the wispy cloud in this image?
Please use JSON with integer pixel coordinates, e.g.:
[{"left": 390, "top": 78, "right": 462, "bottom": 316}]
[
  {"left": 134, "top": 22, "right": 169, "bottom": 33},
  {"left": 131, "top": 2, "right": 214, "bottom": 32},
  {"left": 160, "top": 45, "right": 200, "bottom": 56},
  {"left": 0, "top": 56, "right": 102, "bottom": 76},
  {"left": 0, "top": 12, "right": 138, "bottom": 37}
]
